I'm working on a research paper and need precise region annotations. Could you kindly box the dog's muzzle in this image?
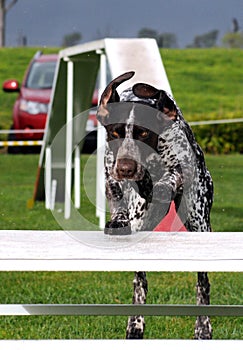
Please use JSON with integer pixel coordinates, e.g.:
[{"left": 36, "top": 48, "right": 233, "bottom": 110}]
[
  {"left": 112, "top": 156, "right": 145, "bottom": 181},
  {"left": 116, "top": 158, "right": 137, "bottom": 179},
  {"left": 110, "top": 136, "right": 145, "bottom": 181}
]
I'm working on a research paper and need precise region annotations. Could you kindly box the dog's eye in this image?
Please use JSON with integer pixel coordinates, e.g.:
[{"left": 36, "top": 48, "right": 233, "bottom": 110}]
[
  {"left": 111, "top": 130, "right": 119, "bottom": 138},
  {"left": 139, "top": 130, "right": 149, "bottom": 138}
]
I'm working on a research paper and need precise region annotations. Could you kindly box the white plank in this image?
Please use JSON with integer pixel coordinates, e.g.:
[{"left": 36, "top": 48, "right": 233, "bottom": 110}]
[
  {"left": 1, "top": 258, "right": 242, "bottom": 272},
  {"left": 1, "top": 340, "right": 243, "bottom": 350},
  {"left": 105, "top": 38, "right": 172, "bottom": 94},
  {"left": 0, "top": 231, "right": 242, "bottom": 272},
  {"left": 0, "top": 304, "right": 242, "bottom": 316}
]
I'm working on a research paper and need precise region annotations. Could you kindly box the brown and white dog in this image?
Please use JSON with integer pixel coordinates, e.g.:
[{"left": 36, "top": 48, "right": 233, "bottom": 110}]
[{"left": 97, "top": 71, "right": 213, "bottom": 339}]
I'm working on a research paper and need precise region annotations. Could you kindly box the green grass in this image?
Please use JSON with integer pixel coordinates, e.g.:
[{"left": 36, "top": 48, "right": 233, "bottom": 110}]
[
  {"left": 0, "top": 48, "right": 243, "bottom": 131},
  {"left": 161, "top": 48, "right": 243, "bottom": 121},
  {"left": 0, "top": 271, "right": 242, "bottom": 339},
  {"left": 206, "top": 154, "right": 243, "bottom": 231},
  {"left": 0, "top": 153, "right": 242, "bottom": 339},
  {"left": 0, "top": 153, "right": 243, "bottom": 232}
]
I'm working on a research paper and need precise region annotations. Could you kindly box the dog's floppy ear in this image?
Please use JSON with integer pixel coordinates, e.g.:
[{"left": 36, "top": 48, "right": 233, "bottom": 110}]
[
  {"left": 133, "top": 83, "right": 160, "bottom": 99},
  {"left": 133, "top": 83, "right": 177, "bottom": 120},
  {"left": 97, "top": 71, "right": 135, "bottom": 124}
]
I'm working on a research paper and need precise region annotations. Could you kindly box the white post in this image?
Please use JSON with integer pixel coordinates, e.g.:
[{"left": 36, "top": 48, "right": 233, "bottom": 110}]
[
  {"left": 64, "top": 59, "right": 74, "bottom": 219},
  {"left": 96, "top": 51, "right": 107, "bottom": 229},
  {"left": 50, "top": 179, "right": 57, "bottom": 210},
  {"left": 74, "top": 145, "right": 80, "bottom": 209},
  {"left": 45, "top": 146, "right": 51, "bottom": 210}
]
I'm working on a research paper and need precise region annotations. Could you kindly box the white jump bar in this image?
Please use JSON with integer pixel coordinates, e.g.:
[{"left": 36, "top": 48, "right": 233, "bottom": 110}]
[
  {"left": 0, "top": 304, "right": 242, "bottom": 316},
  {"left": 0, "top": 258, "right": 242, "bottom": 272},
  {"left": 0, "top": 231, "right": 242, "bottom": 272}
]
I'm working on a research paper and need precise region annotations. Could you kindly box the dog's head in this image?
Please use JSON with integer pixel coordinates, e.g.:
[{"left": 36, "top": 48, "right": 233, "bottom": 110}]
[{"left": 97, "top": 71, "right": 177, "bottom": 181}]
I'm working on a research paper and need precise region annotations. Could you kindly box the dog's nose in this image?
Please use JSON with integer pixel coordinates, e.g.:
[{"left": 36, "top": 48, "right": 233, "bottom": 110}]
[{"left": 117, "top": 158, "right": 137, "bottom": 179}]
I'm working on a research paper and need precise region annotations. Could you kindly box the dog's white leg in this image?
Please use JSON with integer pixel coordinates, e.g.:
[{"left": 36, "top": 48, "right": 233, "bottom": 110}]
[
  {"left": 126, "top": 271, "right": 148, "bottom": 339},
  {"left": 194, "top": 272, "right": 212, "bottom": 339}
]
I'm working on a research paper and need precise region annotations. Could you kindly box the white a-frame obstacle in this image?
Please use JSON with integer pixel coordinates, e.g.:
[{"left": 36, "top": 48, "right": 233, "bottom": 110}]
[{"left": 33, "top": 38, "right": 172, "bottom": 229}]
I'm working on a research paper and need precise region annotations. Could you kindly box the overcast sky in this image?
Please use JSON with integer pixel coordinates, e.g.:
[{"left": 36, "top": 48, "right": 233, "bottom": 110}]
[{"left": 5, "top": 0, "right": 243, "bottom": 48}]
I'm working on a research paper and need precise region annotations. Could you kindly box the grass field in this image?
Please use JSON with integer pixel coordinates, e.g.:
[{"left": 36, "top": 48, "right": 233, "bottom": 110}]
[
  {"left": 0, "top": 153, "right": 243, "bottom": 232},
  {"left": 161, "top": 48, "right": 243, "bottom": 120},
  {"left": 0, "top": 48, "right": 243, "bottom": 131},
  {"left": 0, "top": 153, "right": 242, "bottom": 339}
]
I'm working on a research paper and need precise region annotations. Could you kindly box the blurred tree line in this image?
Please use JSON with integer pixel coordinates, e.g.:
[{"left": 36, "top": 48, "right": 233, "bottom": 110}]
[
  {"left": 137, "top": 18, "right": 243, "bottom": 48},
  {"left": 60, "top": 18, "right": 243, "bottom": 49},
  {"left": 62, "top": 24, "right": 243, "bottom": 48}
]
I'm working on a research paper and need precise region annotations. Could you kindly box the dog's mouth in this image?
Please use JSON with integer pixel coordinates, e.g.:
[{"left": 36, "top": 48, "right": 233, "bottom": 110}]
[{"left": 111, "top": 158, "right": 144, "bottom": 181}]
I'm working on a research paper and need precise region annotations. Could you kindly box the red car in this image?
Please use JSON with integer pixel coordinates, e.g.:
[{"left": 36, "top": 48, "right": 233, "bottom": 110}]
[{"left": 3, "top": 51, "right": 98, "bottom": 153}]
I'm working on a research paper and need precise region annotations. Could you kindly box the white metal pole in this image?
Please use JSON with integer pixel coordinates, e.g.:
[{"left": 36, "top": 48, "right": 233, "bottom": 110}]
[
  {"left": 50, "top": 179, "right": 57, "bottom": 210},
  {"left": 96, "top": 51, "right": 107, "bottom": 229},
  {"left": 45, "top": 146, "right": 51, "bottom": 210},
  {"left": 64, "top": 59, "right": 74, "bottom": 219},
  {"left": 74, "top": 145, "right": 80, "bottom": 209}
]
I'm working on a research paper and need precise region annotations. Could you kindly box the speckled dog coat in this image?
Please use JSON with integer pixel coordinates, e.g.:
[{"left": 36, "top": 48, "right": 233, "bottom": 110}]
[
  {"left": 97, "top": 71, "right": 213, "bottom": 235},
  {"left": 97, "top": 71, "right": 214, "bottom": 340}
]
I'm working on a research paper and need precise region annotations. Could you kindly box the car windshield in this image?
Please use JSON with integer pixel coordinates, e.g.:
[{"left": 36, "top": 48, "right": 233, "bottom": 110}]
[{"left": 26, "top": 61, "right": 56, "bottom": 89}]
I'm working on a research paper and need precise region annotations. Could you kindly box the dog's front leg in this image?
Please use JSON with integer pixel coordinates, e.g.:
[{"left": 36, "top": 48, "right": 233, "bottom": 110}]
[
  {"left": 141, "top": 169, "right": 182, "bottom": 230},
  {"left": 104, "top": 177, "right": 131, "bottom": 235},
  {"left": 126, "top": 271, "right": 148, "bottom": 339}
]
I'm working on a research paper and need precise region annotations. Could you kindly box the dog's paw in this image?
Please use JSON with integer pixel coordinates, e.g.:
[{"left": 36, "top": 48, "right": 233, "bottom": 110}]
[{"left": 104, "top": 220, "right": 131, "bottom": 235}]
